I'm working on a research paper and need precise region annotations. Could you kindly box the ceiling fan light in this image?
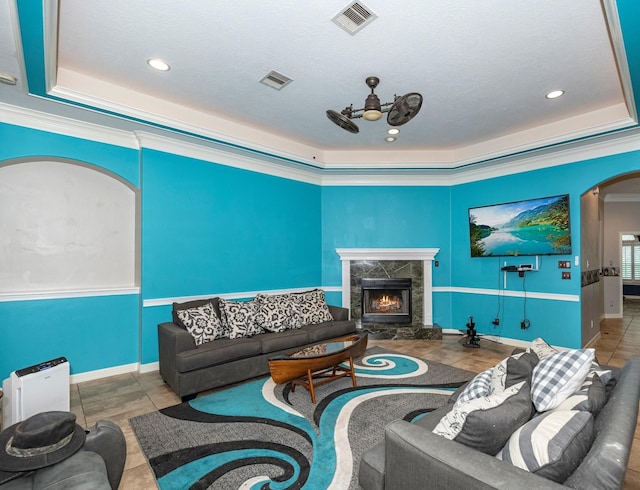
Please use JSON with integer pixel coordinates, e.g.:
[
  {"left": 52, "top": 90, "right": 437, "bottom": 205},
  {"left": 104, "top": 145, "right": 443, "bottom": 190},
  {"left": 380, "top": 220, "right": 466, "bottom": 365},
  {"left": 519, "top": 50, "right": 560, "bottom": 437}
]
[
  {"left": 363, "top": 109, "right": 383, "bottom": 121},
  {"left": 363, "top": 93, "right": 382, "bottom": 121}
]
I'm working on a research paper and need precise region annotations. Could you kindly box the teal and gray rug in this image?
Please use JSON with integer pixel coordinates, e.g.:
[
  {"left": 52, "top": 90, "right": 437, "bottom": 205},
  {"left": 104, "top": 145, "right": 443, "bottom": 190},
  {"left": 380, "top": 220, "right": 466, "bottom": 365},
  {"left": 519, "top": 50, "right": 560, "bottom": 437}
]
[{"left": 130, "top": 347, "right": 473, "bottom": 489}]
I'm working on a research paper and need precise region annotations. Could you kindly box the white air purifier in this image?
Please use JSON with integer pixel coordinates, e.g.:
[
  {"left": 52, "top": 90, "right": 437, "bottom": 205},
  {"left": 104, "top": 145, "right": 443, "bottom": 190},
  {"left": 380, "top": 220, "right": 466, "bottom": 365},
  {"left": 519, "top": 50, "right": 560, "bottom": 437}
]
[{"left": 2, "top": 357, "right": 70, "bottom": 430}]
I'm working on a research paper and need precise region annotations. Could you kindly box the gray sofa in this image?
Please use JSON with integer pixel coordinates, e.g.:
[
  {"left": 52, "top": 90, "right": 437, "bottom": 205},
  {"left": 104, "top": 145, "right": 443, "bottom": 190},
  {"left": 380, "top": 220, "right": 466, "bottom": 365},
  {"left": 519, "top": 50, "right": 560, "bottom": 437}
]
[
  {"left": 1, "top": 419, "right": 126, "bottom": 490},
  {"left": 158, "top": 297, "right": 356, "bottom": 400},
  {"left": 359, "top": 357, "right": 640, "bottom": 490}
]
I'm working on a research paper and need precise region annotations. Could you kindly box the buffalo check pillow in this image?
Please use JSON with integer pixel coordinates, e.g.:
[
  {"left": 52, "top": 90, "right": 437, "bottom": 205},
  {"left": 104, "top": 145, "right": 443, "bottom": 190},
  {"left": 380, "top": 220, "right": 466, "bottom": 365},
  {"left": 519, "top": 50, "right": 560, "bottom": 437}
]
[
  {"left": 456, "top": 368, "right": 493, "bottom": 404},
  {"left": 530, "top": 348, "right": 595, "bottom": 412}
]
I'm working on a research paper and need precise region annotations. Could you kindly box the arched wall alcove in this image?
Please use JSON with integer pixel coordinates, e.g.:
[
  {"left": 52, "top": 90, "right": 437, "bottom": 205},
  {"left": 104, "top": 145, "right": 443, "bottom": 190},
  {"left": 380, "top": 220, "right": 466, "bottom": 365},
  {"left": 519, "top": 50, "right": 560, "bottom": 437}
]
[{"left": 0, "top": 158, "right": 139, "bottom": 293}]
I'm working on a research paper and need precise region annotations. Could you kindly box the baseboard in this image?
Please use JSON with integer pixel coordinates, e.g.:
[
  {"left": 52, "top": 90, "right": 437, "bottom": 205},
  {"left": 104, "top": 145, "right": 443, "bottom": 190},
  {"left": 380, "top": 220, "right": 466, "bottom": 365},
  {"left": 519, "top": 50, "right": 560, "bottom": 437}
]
[
  {"left": 70, "top": 362, "right": 138, "bottom": 384},
  {"left": 602, "top": 313, "right": 623, "bottom": 319},
  {"left": 583, "top": 331, "right": 601, "bottom": 348},
  {"left": 139, "top": 361, "right": 159, "bottom": 374},
  {"left": 442, "top": 329, "right": 565, "bottom": 350}
]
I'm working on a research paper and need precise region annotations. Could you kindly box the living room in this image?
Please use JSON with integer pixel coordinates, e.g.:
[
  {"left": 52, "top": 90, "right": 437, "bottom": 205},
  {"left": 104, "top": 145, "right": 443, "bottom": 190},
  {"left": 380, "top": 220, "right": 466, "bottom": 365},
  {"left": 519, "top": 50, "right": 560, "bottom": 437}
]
[{"left": 1, "top": 1, "right": 640, "bottom": 488}]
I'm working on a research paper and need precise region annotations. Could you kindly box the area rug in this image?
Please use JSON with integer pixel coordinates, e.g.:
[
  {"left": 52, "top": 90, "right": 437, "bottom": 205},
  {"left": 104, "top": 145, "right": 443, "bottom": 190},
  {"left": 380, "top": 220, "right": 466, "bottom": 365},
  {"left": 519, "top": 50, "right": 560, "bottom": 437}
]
[{"left": 130, "top": 347, "right": 474, "bottom": 490}]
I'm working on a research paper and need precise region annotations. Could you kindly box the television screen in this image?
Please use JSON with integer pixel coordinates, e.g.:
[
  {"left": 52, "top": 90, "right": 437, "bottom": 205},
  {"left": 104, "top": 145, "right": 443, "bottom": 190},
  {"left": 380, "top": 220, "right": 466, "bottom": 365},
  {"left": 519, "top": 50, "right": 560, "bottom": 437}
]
[{"left": 469, "top": 194, "right": 572, "bottom": 257}]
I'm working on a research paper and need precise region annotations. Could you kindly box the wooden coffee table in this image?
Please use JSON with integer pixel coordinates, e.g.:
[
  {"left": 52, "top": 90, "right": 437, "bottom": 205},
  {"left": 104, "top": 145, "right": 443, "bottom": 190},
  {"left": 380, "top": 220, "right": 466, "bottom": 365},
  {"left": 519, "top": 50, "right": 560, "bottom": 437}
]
[{"left": 268, "top": 334, "right": 368, "bottom": 403}]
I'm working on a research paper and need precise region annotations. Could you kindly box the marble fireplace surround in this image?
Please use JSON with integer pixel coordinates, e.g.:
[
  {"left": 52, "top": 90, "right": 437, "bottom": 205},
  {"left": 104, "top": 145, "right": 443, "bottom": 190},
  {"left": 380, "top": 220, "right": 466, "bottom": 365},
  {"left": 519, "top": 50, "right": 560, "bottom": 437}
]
[{"left": 336, "top": 248, "right": 439, "bottom": 326}]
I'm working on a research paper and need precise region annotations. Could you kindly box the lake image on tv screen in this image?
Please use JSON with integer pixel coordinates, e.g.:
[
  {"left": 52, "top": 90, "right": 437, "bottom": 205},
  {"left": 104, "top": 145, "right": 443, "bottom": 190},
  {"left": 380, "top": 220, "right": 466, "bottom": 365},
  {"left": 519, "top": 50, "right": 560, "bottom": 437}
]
[{"left": 469, "top": 195, "right": 571, "bottom": 257}]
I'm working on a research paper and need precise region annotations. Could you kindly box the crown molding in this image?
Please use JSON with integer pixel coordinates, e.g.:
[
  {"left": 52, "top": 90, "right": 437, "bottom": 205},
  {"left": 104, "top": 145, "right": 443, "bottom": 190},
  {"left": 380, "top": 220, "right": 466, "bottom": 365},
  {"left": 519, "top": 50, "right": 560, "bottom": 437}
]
[
  {"left": 2, "top": 101, "right": 640, "bottom": 187},
  {"left": 135, "top": 131, "right": 323, "bottom": 185},
  {"left": 0, "top": 101, "right": 139, "bottom": 148}
]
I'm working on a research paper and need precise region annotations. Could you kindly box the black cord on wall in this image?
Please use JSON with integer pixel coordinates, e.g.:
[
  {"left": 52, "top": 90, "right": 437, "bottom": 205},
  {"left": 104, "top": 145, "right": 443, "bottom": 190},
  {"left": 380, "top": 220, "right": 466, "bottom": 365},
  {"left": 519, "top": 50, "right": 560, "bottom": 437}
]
[{"left": 521, "top": 271, "right": 530, "bottom": 329}]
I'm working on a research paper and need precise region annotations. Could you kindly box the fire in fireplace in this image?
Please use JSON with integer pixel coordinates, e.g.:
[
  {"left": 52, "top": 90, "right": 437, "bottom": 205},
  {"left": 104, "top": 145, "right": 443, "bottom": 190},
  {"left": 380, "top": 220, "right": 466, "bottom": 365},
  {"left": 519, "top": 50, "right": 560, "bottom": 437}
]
[{"left": 361, "top": 277, "right": 412, "bottom": 324}]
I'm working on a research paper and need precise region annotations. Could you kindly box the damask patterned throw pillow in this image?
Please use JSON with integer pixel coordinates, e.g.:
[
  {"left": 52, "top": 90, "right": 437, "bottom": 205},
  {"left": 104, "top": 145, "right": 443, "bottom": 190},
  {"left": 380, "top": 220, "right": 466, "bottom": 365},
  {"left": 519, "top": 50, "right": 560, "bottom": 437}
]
[
  {"left": 219, "top": 298, "right": 264, "bottom": 339},
  {"left": 176, "top": 302, "right": 227, "bottom": 346},
  {"left": 255, "top": 294, "right": 302, "bottom": 332},
  {"left": 290, "top": 289, "right": 333, "bottom": 326}
]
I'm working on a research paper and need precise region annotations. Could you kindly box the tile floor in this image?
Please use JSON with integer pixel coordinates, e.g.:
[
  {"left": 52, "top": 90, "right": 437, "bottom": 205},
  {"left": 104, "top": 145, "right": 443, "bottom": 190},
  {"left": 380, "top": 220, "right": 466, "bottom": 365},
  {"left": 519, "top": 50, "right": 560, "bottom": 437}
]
[{"left": 68, "top": 299, "right": 640, "bottom": 489}]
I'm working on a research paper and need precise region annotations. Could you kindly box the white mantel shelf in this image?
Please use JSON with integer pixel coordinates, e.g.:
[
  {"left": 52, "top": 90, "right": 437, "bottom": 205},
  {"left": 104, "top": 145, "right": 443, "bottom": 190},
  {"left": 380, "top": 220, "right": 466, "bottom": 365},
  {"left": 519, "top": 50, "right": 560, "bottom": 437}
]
[
  {"left": 336, "top": 248, "right": 440, "bottom": 326},
  {"left": 335, "top": 248, "right": 439, "bottom": 261}
]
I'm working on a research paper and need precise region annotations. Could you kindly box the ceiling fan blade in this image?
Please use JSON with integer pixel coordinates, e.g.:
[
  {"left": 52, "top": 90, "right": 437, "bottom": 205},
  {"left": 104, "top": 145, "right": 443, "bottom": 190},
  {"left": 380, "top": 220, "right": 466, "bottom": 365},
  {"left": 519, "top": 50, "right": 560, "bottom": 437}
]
[
  {"left": 326, "top": 109, "right": 360, "bottom": 133},
  {"left": 387, "top": 93, "right": 423, "bottom": 126}
]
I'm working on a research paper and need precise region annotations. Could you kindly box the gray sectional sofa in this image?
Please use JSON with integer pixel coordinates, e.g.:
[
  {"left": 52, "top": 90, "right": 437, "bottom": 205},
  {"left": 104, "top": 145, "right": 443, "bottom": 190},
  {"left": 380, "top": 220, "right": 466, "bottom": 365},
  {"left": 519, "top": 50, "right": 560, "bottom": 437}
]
[
  {"left": 158, "top": 295, "right": 356, "bottom": 400},
  {"left": 359, "top": 356, "right": 640, "bottom": 490}
]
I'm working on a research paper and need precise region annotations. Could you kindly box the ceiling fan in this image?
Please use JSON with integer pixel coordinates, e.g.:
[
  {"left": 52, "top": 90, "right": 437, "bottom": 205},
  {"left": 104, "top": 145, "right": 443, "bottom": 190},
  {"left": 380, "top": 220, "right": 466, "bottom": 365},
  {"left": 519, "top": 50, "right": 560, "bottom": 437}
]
[{"left": 326, "top": 76, "right": 423, "bottom": 134}]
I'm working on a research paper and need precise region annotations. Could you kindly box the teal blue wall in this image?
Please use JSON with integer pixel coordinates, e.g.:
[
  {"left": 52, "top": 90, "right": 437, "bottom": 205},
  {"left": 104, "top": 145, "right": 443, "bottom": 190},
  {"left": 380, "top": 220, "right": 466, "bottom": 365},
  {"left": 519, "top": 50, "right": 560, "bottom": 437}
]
[
  {"left": 320, "top": 185, "right": 452, "bottom": 326},
  {"left": 139, "top": 148, "right": 322, "bottom": 364},
  {"left": 319, "top": 150, "right": 640, "bottom": 348},
  {"left": 2, "top": 117, "right": 640, "bottom": 378},
  {"left": 0, "top": 295, "right": 139, "bottom": 376}
]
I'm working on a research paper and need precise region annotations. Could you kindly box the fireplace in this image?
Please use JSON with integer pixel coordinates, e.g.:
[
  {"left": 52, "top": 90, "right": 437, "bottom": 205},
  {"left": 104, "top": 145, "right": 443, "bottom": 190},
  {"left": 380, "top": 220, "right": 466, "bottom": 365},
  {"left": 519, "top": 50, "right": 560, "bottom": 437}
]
[{"left": 361, "top": 278, "right": 412, "bottom": 324}]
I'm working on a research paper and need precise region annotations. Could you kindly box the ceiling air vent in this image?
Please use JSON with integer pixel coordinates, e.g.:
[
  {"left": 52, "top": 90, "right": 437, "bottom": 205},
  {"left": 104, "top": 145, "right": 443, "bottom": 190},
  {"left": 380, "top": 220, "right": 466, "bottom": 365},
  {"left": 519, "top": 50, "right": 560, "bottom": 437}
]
[
  {"left": 260, "top": 70, "right": 293, "bottom": 90},
  {"left": 331, "top": 2, "right": 377, "bottom": 35}
]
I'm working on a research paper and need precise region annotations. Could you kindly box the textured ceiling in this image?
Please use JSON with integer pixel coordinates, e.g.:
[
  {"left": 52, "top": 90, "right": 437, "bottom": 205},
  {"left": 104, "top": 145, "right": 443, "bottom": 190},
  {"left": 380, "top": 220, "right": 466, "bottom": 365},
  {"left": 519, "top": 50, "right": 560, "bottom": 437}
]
[{"left": 0, "top": 0, "right": 638, "bottom": 176}]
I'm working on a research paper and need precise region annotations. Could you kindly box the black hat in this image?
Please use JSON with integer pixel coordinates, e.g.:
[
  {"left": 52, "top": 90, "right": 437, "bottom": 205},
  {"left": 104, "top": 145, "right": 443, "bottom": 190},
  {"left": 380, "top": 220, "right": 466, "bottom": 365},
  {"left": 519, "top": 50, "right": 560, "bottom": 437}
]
[{"left": 0, "top": 411, "right": 86, "bottom": 474}]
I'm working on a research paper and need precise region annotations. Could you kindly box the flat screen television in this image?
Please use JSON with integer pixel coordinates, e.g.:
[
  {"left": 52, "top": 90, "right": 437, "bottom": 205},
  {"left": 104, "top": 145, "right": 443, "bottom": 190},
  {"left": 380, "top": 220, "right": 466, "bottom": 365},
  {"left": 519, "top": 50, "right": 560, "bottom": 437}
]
[{"left": 469, "top": 194, "right": 572, "bottom": 257}]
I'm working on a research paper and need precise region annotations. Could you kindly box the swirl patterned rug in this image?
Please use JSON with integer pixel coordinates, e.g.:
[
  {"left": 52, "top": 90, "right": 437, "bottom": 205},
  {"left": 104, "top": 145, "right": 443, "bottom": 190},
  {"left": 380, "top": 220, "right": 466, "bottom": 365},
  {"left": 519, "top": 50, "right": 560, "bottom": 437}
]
[{"left": 130, "top": 347, "right": 474, "bottom": 490}]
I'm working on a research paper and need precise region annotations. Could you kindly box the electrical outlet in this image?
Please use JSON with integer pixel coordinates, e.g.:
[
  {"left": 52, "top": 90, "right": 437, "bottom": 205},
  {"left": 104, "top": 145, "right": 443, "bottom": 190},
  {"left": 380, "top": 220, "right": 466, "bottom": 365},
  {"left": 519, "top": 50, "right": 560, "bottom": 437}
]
[{"left": 562, "top": 271, "right": 571, "bottom": 279}]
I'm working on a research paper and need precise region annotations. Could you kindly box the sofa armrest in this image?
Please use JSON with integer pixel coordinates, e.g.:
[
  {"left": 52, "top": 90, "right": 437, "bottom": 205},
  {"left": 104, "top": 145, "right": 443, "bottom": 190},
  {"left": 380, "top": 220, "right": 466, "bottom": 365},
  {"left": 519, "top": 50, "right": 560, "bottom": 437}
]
[
  {"left": 383, "top": 420, "right": 566, "bottom": 490},
  {"left": 83, "top": 420, "right": 126, "bottom": 490},
  {"left": 158, "top": 322, "right": 196, "bottom": 389},
  {"left": 328, "top": 305, "right": 349, "bottom": 321}
]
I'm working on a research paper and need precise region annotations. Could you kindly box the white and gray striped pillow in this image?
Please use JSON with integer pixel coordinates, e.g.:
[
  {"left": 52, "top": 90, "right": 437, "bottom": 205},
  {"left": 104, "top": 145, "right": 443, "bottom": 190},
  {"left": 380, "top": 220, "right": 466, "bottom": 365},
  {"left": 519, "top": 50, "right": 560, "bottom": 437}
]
[{"left": 497, "top": 409, "right": 594, "bottom": 483}]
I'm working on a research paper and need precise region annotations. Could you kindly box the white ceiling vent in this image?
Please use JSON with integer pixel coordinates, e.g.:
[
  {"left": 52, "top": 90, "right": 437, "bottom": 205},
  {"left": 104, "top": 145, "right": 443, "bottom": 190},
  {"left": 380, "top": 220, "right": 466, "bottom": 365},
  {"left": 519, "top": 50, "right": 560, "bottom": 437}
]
[
  {"left": 331, "top": 2, "right": 377, "bottom": 35},
  {"left": 260, "top": 70, "right": 293, "bottom": 90}
]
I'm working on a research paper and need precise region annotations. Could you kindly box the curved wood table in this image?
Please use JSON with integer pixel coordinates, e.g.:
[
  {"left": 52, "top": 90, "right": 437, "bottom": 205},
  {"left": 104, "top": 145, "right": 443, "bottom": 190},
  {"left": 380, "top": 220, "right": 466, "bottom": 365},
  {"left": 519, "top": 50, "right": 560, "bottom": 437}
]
[{"left": 268, "top": 334, "right": 368, "bottom": 403}]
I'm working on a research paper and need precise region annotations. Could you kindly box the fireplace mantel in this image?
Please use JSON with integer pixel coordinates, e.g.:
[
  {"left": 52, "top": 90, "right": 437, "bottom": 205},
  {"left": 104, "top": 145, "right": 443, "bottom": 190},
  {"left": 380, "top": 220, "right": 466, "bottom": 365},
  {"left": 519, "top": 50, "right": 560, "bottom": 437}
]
[{"left": 336, "top": 248, "right": 439, "bottom": 326}]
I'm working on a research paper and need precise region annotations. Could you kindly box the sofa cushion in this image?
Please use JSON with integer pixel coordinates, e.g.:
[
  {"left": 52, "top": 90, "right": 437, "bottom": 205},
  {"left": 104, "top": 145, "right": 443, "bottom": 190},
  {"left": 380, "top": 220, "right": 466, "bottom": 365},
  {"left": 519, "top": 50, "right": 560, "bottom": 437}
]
[
  {"left": 491, "top": 351, "right": 539, "bottom": 392},
  {"left": 432, "top": 381, "right": 533, "bottom": 455},
  {"left": 301, "top": 319, "right": 357, "bottom": 343},
  {"left": 456, "top": 368, "right": 492, "bottom": 404},
  {"left": 219, "top": 298, "right": 263, "bottom": 339},
  {"left": 590, "top": 360, "right": 613, "bottom": 386},
  {"left": 531, "top": 348, "right": 595, "bottom": 412},
  {"left": 175, "top": 336, "right": 263, "bottom": 373},
  {"left": 497, "top": 410, "right": 594, "bottom": 483},
  {"left": 176, "top": 302, "right": 227, "bottom": 345},
  {"left": 259, "top": 329, "right": 310, "bottom": 354},
  {"left": 255, "top": 293, "right": 302, "bottom": 332},
  {"left": 553, "top": 372, "right": 606, "bottom": 415},
  {"left": 290, "top": 289, "right": 333, "bottom": 326}
]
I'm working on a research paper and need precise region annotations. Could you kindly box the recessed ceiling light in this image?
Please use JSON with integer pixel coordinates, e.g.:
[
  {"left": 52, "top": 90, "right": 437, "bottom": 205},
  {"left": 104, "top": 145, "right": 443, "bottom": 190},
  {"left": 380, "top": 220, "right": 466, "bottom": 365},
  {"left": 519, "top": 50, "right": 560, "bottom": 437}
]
[
  {"left": 387, "top": 128, "right": 400, "bottom": 135},
  {"left": 147, "top": 58, "right": 170, "bottom": 71},
  {"left": 385, "top": 136, "right": 396, "bottom": 143},
  {"left": 545, "top": 90, "right": 564, "bottom": 99},
  {"left": 0, "top": 72, "right": 18, "bottom": 85}
]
